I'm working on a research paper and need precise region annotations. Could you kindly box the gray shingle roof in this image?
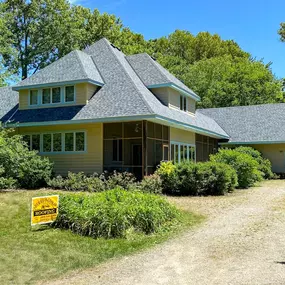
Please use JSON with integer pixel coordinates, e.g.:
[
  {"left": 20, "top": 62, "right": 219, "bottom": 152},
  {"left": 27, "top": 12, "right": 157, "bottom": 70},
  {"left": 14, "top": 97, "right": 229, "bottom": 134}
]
[
  {"left": 4, "top": 38, "right": 227, "bottom": 138},
  {"left": 198, "top": 104, "right": 285, "bottom": 143},
  {"left": 126, "top": 53, "right": 200, "bottom": 100},
  {"left": 0, "top": 87, "right": 18, "bottom": 122},
  {"left": 13, "top": 50, "right": 104, "bottom": 89}
]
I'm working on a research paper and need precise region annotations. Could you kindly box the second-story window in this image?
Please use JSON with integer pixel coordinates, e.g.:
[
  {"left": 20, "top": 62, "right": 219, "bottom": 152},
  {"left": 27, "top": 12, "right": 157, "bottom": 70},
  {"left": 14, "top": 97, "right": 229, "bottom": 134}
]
[
  {"left": 42, "top": 88, "right": 51, "bottom": 104},
  {"left": 180, "top": 95, "right": 187, "bottom": 112},
  {"left": 30, "top": 90, "right": 38, "bottom": 105},
  {"left": 65, "top": 86, "right": 75, "bottom": 102},
  {"left": 29, "top": 85, "right": 75, "bottom": 106},
  {"left": 52, "top": 87, "right": 61, "bottom": 103}
]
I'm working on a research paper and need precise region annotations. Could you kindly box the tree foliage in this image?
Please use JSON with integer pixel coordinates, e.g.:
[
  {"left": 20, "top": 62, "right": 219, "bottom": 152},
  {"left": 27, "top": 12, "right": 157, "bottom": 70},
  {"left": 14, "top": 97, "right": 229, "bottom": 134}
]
[{"left": 0, "top": 1, "right": 283, "bottom": 108}]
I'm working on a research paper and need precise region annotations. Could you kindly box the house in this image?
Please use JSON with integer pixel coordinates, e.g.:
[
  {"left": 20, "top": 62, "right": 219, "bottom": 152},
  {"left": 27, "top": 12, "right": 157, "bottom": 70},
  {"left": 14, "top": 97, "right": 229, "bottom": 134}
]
[{"left": 0, "top": 38, "right": 283, "bottom": 178}]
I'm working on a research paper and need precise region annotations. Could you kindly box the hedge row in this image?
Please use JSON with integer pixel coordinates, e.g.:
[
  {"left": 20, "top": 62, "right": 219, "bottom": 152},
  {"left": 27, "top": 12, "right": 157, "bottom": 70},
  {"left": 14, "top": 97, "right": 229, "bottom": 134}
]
[
  {"left": 156, "top": 161, "right": 237, "bottom": 195},
  {"left": 156, "top": 146, "right": 274, "bottom": 195}
]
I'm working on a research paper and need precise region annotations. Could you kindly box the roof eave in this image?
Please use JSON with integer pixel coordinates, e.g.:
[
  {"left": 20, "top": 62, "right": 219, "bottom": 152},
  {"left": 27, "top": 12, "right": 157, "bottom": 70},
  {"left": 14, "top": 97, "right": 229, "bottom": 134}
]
[
  {"left": 219, "top": 140, "right": 285, "bottom": 145},
  {"left": 153, "top": 115, "right": 229, "bottom": 139},
  {"left": 12, "top": 79, "right": 104, "bottom": 91},
  {"left": 147, "top": 83, "right": 201, "bottom": 101}
]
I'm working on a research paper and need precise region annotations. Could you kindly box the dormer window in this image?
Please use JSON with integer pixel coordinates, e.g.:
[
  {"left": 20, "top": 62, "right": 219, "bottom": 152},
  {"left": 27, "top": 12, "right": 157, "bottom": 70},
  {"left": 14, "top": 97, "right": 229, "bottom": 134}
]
[
  {"left": 52, "top": 87, "right": 61, "bottom": 103},
  {"left": 180, "top": 95, "right": 187, "bottom": 112},
  {"left": 65, "top": 86, "right": 75, "bottom": 102},
  {"left": 30, "top": 90, "right": 38, "bottom": 105},
  {"left": 28, "top": 85, "right": 76, "bottom": 106}
]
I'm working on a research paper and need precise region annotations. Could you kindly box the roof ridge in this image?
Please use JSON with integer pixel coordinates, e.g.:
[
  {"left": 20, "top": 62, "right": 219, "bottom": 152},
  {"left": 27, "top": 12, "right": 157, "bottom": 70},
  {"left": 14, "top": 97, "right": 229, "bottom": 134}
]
[
  {"left": 199, "top": 102, "right": 285, "bottom": 112},
  {"left": 101, "top": 39, "right": 155, "bottom": 114},
  {"left": 143, "top": 53, "right": 170, "bottom": 83},
  {"left": 74, "top": 50, "right": 90, "bottom": 80}
]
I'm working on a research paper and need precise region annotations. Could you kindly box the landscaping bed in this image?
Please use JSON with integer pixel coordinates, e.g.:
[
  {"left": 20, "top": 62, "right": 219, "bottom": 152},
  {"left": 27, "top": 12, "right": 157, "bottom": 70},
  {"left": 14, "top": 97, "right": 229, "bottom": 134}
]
[{"left": 0, "top": 189, "right": 202, "bottom": 284}]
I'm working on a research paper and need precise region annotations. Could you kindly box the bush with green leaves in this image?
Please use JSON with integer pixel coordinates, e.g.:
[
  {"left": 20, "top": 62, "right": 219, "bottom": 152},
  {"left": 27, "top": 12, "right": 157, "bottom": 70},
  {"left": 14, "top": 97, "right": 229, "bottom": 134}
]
[
  {"left": 210, "top": 148, "right": 263, "bottom": 188},
  {"left": 0, "top": 129, "right": 53, "bottom": 189},
  {"left": 233, "top": 146, "right": 274, "bottom": 179},
  {"left": 53, "top": 189, "right": 180, "bottom": 238},
  {"left": 0, "top": 166, "right": 17, "bottom": 189},
  {"left": 156, "top": 161, "right": 179, "bottom": 193},
  {"left": 48, "top": 171, "right": 138, "bottom": 192},
  {"left": 156, "top": 160, "right": 237, "bottom": 195},
  {"left": 48, "top": 172, "right": 105, "bottom": 192},
  {"left": 138, "top": 174, "right": 163, "bottom": 194},
  {"left": 102, "top": 171, "right": 137, "bottom": 190}
]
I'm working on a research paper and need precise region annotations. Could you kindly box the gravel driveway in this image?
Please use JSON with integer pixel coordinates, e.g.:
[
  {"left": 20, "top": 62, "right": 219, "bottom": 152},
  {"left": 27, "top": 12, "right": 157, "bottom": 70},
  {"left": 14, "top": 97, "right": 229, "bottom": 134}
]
[{"left": 46, "top": 180, "right": 285, "bottom": 285}]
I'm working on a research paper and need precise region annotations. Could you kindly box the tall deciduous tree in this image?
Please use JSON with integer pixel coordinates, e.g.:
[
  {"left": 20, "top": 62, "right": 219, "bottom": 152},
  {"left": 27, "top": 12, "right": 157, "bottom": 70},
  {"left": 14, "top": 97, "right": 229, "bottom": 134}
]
[
  {"left": 0, "top": 0, "right": 123, "bottom": 80},
  {"left": 181, "top": 56, "right": 284, "bottom": 108}
]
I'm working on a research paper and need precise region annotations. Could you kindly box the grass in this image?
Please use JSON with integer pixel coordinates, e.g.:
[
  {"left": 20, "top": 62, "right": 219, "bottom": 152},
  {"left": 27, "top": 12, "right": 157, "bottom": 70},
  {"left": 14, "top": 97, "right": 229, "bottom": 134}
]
[{"left": 0, "top": 190, "right": 203, "bottom": 284}]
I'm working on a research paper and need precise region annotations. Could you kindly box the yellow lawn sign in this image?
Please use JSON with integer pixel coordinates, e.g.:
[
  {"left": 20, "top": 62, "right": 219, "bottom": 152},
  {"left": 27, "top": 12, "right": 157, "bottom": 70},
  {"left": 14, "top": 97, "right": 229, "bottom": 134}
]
[{"left": 31, "top": 195, "right": 59, "bottom": 226}]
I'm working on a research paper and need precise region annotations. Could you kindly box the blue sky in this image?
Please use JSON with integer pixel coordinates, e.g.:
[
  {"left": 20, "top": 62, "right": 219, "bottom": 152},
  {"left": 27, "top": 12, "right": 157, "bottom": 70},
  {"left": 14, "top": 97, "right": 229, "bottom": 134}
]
[{"left": 73, "top": 0, "right": 285, "bottom": 78}]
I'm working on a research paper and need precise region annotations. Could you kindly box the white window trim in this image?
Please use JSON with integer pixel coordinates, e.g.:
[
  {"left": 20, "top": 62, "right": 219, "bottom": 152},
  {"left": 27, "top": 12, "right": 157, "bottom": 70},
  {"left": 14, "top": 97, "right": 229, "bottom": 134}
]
[
  {"left": 171, "top": 141, "right": 196, "bottom": 163},
  {"left": 23, "top": 130, "right": 87, "bottom": 155},
  {"left": 28, "top": 85, "right": 76, "bottom": 107}
]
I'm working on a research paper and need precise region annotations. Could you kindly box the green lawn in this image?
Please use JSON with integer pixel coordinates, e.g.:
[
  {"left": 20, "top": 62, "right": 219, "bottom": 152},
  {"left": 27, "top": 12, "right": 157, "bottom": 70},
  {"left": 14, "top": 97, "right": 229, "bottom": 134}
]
[{"left": 0, "top": 190, "right": 203, "bottom": 284}]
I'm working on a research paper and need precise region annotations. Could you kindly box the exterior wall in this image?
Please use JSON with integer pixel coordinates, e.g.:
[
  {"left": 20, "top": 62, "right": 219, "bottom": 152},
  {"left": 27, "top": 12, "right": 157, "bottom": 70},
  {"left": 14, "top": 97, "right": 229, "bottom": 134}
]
[
  {"left": 170, "top": 127, "right": 195, "bottom": 144},
  {"left": 150, "top": 87, "right": 169, "bottom": 106},
  {"left": 17, "top": 123, "right": 103, "bottom": 175},
  {"left": 169, "top": 88, "right": 196, "bottom": 115},
  {"left": 19, "top": 83, "right": 98, "bottom": 110},
  {"left": 251, "top": 144, "right": 285, "bottom": 173},
  {"left": 150, "top": 87, "right": 196, "bottom": 114},
  {"left": 196, "top": 134, "right": 218, "bottom": 162}
]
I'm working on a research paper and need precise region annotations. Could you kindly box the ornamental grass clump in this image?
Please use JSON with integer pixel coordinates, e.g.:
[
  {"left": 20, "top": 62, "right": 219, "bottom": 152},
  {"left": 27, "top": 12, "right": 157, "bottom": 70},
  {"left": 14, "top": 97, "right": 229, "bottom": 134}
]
[{"left": 53, "top": 188, "right": 180, "bottom": 238}]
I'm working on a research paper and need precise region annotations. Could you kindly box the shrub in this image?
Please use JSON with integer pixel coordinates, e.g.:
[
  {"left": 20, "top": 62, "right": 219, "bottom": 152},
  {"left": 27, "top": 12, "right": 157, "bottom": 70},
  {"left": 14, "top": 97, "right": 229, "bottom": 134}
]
[
  {"left": 0, "top": 166, "right": 17, "bottom": 189},
  {"left": 138, "top": 174, "right": 163, "bottom": 194},
  {"left": 47, "top": 172, "right": 105, "bottom": 192},
  {"left": 196, "top": 161, "right": 238, "bottom": 195},
  {"left": 0, "top": 129, "right": 53, "bottom": 189},
  {"left": 174, "top": 161, "right": 237, "bottom": 195},
  {"left": 234, "top": 146, "right": 274, "bottom": 179},
  {"left": 53, "top": 189, "right": 180, "bottom": 238},
  {"left": 103, "top": 171, "right": 137, "bottom": 190},
  {"left": 210, "top": 148, "right": 263, "bottom": 188},
  {"left": 156, "top": 161, "right": 179, "bottom": 193},
  {"left": 156, "top": 160, "right": 237, "bottom": 195}
]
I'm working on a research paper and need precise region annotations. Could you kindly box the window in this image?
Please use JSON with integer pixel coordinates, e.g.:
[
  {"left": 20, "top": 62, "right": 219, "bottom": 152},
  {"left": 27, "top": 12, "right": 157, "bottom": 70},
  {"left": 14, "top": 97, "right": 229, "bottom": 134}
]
[
  {"left": 31, "top": 134, "right": 40, "bottom": 151},
  {"left": 171, "top": 142, "right": 195, "bottom": 163},
  {"left": 52, "top": 87, "right": 61, "bottom": 103},
  {"left": 53, "top": 133, "right": 62, "bottom": 152},
  {"left": 180, "top": 95, "right": 187, "bottom": 112},
  {"left": 65, "top": 133, "right": 74, "bottom": 152},
  {"left": 23, "top": 131, "right": 85, "bottom": 153},
  {"left": 42, "top": 89, "right": 51, "bottom": 104},
  {"left": 65, "top": 86, "right": 75, "bottom": 102},
  {"left": 43, "top": 134, "right": 52, "bottom": 152},
  {"left": 112, "top": 139, "right": 122, "bottom": 161},
  {"left": 163, "top": 145, "right": 169, "bottom": 161},
  {"left": 30, "top": 90, "right": 38, "bottom": 105},
  {"left": 28, "top": 85, "right": 75, "bottom": 106},
  {"left": 75, "top": 132, "right": 85, "bottom": 151}
]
